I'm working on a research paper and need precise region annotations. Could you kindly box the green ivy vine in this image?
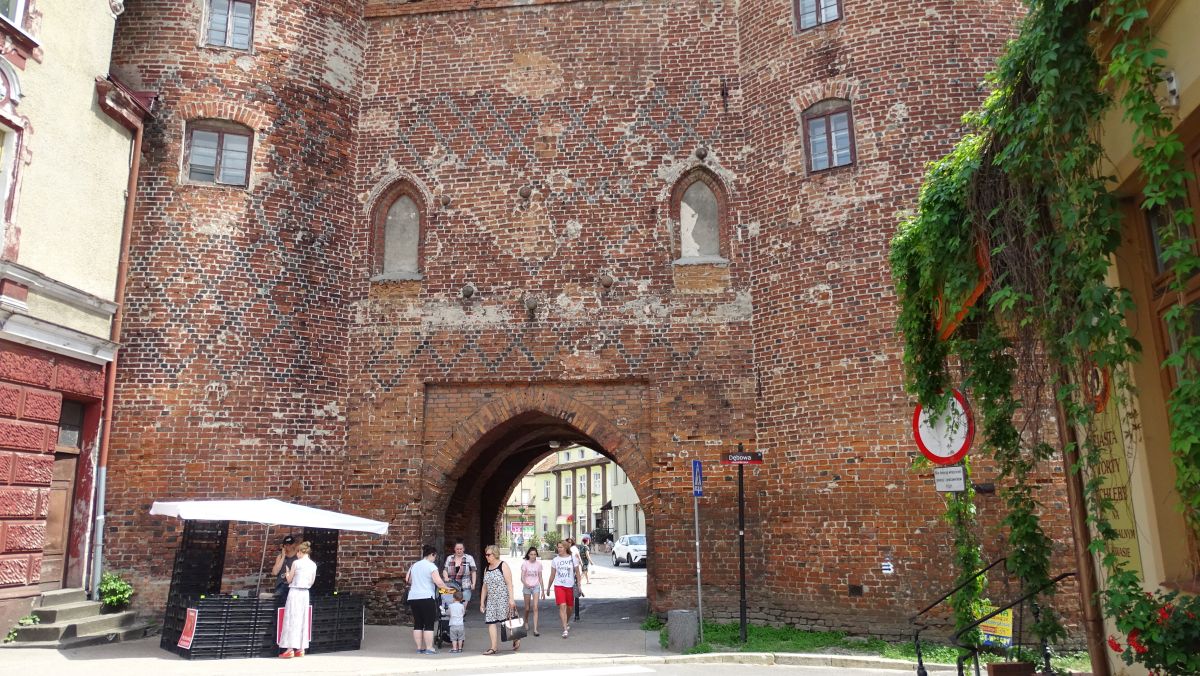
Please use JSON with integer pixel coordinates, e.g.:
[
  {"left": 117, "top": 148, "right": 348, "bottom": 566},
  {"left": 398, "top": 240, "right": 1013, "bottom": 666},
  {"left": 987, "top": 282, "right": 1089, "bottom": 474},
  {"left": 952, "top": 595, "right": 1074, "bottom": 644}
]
[{"left": 890, "top": 0, "right": 1200, "bottom": 669}]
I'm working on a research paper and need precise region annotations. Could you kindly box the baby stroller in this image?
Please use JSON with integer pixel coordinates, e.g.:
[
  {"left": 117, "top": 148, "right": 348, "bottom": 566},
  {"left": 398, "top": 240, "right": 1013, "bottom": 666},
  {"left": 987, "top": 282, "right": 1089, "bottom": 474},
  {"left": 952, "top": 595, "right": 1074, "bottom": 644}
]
[{"left": 434, "top": 604, "right": 452, "bottom": 649}]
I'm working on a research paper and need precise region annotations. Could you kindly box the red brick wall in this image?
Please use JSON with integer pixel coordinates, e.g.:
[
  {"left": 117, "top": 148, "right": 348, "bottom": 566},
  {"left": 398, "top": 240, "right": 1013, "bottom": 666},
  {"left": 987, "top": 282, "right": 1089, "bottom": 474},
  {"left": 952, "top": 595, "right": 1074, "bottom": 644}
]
[
  {"left": 736, "top": 0, "right": 1080, "bottom": 635},
  {"left": 104, "top": 0, "right": 366, "bottom": 607},
  {"left": 105, "top": 0, "right": 1082, "bottom": 638}
]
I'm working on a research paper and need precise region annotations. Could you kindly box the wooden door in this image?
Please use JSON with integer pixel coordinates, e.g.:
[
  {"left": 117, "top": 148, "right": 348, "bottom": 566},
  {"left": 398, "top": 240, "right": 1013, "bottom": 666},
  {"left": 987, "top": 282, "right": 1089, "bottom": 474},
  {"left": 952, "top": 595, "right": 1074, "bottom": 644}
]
[{"left": 39, "top": 453, "right": 76, "bottom": 587}]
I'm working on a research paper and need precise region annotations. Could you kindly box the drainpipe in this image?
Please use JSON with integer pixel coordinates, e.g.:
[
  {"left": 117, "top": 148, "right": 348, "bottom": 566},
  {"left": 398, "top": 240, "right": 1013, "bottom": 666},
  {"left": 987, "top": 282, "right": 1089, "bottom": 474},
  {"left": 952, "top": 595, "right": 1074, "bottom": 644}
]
[
  {"left": 91, "top": 76, "right": 152, "bottom": 599},
  {"left": 1054, "top": 389, "right": 1112, "bottom": 676}
]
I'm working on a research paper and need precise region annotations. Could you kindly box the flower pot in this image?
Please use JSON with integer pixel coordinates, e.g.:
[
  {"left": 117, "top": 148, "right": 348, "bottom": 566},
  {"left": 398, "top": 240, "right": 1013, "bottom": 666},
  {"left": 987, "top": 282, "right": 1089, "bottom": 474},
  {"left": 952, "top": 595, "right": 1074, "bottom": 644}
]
[{"left": 986, "top": 662, "right": 1036, "bottom": 676}]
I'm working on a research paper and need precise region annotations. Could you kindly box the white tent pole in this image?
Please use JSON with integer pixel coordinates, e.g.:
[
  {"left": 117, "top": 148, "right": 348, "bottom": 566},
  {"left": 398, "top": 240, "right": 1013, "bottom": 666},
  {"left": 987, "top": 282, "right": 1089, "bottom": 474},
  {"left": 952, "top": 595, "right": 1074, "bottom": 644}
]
[{"left": 256, "top": 524, "right": 273, "bottom": 598}]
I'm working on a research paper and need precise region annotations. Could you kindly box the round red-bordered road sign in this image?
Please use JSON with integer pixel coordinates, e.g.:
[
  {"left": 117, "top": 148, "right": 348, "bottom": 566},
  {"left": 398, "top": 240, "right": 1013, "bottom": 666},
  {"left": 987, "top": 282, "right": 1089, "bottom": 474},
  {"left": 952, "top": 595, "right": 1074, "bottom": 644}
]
[{"left": 912, "top": 389, "right": 974, "bottom": 465}]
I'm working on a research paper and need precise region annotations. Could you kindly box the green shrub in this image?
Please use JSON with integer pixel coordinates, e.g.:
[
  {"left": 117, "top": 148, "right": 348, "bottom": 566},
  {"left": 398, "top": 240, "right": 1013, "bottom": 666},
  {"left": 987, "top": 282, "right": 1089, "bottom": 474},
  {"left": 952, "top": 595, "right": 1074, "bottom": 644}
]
[
  {"left": 641, "top": 614, "right": 664, "bottom": 630},
  {"left": 542, "top": 531, "right": 562, "bottom": 551},
  {"left": 99, "top": 571, "right": 134, "bottom": 609}
]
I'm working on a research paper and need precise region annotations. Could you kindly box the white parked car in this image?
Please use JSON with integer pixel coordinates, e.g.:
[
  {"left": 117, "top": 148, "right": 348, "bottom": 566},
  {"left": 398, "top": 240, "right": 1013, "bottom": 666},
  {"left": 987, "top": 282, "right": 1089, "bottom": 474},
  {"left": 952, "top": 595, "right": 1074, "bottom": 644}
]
[{"left": 612, "top": 534, "right": 647, "bottom": 567}]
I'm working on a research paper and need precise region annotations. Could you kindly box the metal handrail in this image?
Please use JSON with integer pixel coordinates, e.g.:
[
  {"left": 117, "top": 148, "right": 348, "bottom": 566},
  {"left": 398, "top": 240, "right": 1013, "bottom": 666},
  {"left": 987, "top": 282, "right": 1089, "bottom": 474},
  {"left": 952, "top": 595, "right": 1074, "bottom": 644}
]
[
  {"left": 952, "top": 572, "right": 1077, "bottom": 676},
  {"left": 910, "top": 557, "right": 1008, "bottom": 676}
]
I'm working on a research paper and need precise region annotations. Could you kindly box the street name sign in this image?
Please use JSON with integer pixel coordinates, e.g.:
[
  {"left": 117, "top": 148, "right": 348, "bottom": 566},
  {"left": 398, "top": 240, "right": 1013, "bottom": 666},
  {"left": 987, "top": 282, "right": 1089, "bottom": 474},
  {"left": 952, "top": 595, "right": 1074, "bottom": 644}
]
[{"left": 721, "top": 451, "right": 763, "bottom": 465}]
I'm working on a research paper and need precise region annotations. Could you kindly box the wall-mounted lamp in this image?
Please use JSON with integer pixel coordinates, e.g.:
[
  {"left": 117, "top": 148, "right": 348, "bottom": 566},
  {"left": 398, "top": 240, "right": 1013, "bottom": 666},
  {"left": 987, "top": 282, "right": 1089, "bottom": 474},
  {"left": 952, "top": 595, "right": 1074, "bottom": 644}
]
[{"left": 548, "top": 440, "right": 561, "bottom": 449}]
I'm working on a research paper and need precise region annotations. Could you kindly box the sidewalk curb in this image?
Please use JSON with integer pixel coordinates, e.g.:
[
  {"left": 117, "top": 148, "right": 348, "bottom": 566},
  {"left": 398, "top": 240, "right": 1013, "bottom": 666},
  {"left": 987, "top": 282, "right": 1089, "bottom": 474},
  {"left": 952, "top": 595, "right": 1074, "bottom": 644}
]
[{"left": 659, "top": 651, "right": 956, "bottom": 671}]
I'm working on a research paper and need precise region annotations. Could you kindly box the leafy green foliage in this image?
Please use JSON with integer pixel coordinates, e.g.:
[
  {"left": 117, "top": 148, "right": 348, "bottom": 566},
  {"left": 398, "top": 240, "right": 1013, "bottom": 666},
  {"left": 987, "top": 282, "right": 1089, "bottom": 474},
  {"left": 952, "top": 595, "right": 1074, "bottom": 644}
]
[
  {"left": 890, "top": 0, "right": 1199, "bottom": 670},
  {"left": 3, "top": 614, "right": 39, "bottom": 643},
  {"left": 542, "top": 530, "right": 562, "bottom": 552},
  {"left": 99, "top": 571, "right": 134, "bottom": 609},
  {"left": 641, "top": 614, "right": 664, "bottom": 630},
  {"left": 682, "top": 620, "right": 1089, "bottom": 670}
]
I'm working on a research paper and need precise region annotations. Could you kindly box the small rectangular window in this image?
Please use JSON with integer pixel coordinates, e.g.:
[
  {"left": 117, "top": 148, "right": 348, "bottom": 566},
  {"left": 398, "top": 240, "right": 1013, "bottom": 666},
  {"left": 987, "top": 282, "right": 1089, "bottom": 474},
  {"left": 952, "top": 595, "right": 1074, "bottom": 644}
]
[
  {"left": 187, "top": 124, "right": 253, "bottom": 187},
  {"left": 207, "top": 0, "right": 254, "bottom": 50},
  {"left": 564, "top": 478, "right": 572, "bottom": 499},
  {"left": 806, "top": 108, "right": 855, "bottom": 172},
  {"left": 543, "top": 480, "right": 550, "bottom": 500},
  {"left": 795, "top": 0, "right": 840, "bottom": 30},
  {"left": 578, "top": 475, "right": 586, "bottom": 494},
  {"left": 593, "top": 473, "right": 601, "bottom": 493},
  {"left": 57, "top": 400, "right": 84, "bottom": 450}
]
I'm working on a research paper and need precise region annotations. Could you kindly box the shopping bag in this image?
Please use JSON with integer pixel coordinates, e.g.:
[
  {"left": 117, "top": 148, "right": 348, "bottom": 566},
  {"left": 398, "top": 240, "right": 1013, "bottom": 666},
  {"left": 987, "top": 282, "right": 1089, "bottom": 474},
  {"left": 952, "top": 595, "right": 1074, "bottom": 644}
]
[{"left": 500, "top": 613, "right": 527, "bottom": 642}]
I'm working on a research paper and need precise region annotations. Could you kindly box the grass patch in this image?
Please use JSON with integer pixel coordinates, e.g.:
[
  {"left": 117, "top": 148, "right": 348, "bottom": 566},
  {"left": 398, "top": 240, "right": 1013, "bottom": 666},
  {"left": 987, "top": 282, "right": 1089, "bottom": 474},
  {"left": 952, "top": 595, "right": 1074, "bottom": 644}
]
[
  {"left": 677, "top": 621, "right": 1090, "bottom": 673},
  {"left": 641, "top": 614, "right": 664, "bottom": 631}
]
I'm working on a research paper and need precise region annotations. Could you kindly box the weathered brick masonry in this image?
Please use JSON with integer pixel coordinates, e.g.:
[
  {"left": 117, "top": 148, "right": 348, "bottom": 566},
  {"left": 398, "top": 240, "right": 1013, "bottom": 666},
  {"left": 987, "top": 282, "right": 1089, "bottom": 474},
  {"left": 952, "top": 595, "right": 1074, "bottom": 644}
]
[{"left": 104, "top": 0, "right": 1082, "bottom": 636}]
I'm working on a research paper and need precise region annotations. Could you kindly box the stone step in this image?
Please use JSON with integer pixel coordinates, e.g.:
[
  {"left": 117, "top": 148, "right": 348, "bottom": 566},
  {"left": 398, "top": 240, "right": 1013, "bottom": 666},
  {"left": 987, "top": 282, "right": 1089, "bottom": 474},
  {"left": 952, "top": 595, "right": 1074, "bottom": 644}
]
[
  {"left": 11, "top": 610, "right": 137, "bottom": 642},
  {"left": 31, "top": 600, "right": 105, "bottom": 623},
  {"left": 0, "top": 620, "right": 158, "bottom": 650},
  {"left": 36, "top": 588, "right": 87, "bottom": 608}
]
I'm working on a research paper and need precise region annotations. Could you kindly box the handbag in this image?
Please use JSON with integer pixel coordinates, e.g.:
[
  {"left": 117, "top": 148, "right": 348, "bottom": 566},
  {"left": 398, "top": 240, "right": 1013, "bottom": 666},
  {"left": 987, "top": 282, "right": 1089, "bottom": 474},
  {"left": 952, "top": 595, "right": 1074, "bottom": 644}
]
[{"left": 500, "top": 611, "right": 528, "bottom": 642}]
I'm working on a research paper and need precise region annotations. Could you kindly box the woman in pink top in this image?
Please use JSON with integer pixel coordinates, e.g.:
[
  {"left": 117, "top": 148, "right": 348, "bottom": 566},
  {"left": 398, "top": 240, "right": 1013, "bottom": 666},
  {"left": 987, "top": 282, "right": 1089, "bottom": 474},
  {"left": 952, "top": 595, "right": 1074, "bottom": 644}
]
[{"left": 519, "top": 547, "right": 544, "bottom": 636}]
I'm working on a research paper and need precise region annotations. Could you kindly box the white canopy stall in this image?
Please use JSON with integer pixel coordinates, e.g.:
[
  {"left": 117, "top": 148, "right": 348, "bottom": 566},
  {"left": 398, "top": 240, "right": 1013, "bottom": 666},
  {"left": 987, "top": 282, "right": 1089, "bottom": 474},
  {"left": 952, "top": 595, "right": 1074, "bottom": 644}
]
[
  {"left": 150, "top": 499, "right": 389, "bottom": 534},
  {"left": 148, "top": 499, "right": 388, "bottom": 658}
]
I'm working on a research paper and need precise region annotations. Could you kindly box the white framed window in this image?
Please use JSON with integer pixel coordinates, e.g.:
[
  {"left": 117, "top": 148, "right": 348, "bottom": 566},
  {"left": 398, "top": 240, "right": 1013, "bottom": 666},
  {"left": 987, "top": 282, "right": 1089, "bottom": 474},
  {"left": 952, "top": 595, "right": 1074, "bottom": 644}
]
[
  {"left": 206, "top": 0, "right": 255, "bottom": 50},
  {"left": 593, "top": 473, "right": 601, "bottom": 493},
  {"left": 804, "top": 100, "right": 855, "bottom": 172},
  {"left": 185, "top": 120, "right": 253, "bottom": 187},
  {"left": 794, "top": 0, "right": 840, "bottom": 30},
  {"left": 521, "top": 488, "right": 531, "bottom": 504},
  {"left": 563, "top": 478, "right": 572, "bottom": 499},
  {"left": 578, "top": 475, "right": 586, "bottom": 495},
  {"left": 0, "top": 0, "right": 27, "bottom": 27},
  {"left": 543, "top": 480, "right": 550, "bottom": 500},
  {"left": 541, "top": 516, "right": 548, "bottom": 532},
  {"left": 0, "top": 60, "right": 23, "bottom": 231}
]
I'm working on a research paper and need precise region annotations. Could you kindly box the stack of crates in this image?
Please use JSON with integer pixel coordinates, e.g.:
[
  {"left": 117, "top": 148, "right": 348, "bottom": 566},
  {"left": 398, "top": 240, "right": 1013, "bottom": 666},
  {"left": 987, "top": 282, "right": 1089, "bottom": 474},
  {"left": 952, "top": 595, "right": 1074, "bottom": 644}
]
[
  {"left": 309, "top": 593, "right": 364, "bottom": 653},
  {"left": 161, "top": 520, "right": 228, "bottom": 654},
  {"left": 163, "top": 595, "right": 277, "bottom": 660}
]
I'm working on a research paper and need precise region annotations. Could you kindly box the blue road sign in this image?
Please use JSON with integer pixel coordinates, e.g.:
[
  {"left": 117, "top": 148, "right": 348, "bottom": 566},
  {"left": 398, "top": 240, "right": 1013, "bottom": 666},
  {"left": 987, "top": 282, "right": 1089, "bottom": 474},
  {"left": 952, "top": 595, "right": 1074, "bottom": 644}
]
[{"left": 692, "top": 459, "right": 703, "bottom": 497}]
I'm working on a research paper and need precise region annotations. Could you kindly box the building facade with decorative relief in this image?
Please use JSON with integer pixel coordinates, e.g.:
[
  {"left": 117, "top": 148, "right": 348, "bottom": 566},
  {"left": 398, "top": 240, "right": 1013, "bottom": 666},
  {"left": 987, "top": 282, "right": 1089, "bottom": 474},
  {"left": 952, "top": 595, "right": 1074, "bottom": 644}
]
[
  {"left": 85, "top": 0, "right": 1098, "bottom": 639},
  {"left": 0, "top": 0, "right": 151, "bottom": 629}
]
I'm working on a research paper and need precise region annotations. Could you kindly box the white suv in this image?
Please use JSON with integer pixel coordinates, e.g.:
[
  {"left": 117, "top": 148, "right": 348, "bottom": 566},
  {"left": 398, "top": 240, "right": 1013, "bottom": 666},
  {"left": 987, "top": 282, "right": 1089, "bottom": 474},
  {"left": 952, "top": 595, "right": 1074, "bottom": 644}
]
[{"left": 612, "top": 534, "right": 647, "bottom": 567}]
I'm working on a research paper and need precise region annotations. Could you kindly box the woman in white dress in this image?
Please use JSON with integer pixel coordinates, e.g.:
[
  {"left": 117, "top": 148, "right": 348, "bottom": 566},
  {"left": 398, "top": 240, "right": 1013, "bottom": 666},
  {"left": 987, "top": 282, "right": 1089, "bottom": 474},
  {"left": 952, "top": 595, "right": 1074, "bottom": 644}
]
[{"left": 279, "top": 541, "right": 317, "bottom": 658}]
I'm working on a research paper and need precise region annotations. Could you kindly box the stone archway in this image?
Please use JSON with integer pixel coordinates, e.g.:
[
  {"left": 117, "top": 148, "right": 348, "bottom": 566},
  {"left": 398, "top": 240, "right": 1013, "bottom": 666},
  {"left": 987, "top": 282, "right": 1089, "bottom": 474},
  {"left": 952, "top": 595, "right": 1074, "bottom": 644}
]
[{"left": 422, "top": 386, "right": 656, "bottom": 605}]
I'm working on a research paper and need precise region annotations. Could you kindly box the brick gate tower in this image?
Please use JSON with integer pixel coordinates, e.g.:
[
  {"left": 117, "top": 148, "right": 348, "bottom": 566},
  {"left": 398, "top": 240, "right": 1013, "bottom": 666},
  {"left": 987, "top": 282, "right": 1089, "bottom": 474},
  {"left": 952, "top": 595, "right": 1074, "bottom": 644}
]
[{"left": 102, "top": 0, "right": 1077, "bottom": 636}]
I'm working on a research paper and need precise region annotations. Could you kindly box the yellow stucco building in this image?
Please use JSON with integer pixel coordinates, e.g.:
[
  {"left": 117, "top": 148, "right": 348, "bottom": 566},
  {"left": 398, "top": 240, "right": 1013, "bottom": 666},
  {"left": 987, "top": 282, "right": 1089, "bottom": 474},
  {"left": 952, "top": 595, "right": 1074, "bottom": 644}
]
[
  {"left": 1098, "top": 1, "right": 1200, "bottom": 673},
  {"left": 0, "top": 1, "right": 150, "bottom": 630}
]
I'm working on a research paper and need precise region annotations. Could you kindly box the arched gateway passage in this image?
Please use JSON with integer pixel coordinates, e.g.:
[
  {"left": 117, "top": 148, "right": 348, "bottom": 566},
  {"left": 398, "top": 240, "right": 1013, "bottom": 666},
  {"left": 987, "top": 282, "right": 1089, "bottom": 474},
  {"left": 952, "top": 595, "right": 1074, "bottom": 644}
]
[{"left": 419, "top": 389, "right": 656, "bottom": 603}]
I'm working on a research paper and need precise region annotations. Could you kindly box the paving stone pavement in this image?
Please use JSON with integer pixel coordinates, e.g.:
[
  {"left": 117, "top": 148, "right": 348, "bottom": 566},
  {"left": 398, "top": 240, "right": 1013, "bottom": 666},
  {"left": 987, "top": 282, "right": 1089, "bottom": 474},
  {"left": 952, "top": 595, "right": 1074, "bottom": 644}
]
[{"left": 0, "top": 555, "right": 942, "bottom": 675}]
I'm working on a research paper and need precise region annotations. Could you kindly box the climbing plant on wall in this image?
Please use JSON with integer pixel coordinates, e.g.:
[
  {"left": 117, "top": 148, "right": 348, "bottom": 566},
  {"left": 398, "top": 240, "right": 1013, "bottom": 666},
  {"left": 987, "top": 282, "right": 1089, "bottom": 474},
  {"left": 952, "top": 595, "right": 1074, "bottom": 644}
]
[{"left": 890, "top": 0, "right": 1200, "bottom": 670}]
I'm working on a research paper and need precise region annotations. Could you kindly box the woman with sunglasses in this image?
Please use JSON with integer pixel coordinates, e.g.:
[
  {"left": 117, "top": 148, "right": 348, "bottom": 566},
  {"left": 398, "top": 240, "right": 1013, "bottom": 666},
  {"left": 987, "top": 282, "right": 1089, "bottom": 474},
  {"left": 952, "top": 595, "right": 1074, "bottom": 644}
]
[{"left": 479, "top": 544, "right": 519, "bottom": 654}]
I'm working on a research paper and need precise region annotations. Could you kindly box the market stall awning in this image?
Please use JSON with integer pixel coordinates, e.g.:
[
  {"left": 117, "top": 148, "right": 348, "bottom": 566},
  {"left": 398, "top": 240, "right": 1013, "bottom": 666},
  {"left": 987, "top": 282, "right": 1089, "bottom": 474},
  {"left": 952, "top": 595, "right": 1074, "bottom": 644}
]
[
  {"left": 555, "top": 515, "right": 573, "bottom": 524},
  {"left": 150, "top": 498, "right": 389, "bottom": 535}
]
